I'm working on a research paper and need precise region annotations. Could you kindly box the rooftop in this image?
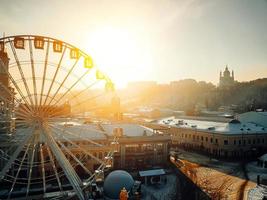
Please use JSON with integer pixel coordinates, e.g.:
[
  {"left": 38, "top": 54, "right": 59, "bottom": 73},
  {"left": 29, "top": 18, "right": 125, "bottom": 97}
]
[
  {"left": 52, "top": 120, "right": 155, "bottom": 141},
  {"left": 158, "top": 117, "right": 266, "bottom": 135}
]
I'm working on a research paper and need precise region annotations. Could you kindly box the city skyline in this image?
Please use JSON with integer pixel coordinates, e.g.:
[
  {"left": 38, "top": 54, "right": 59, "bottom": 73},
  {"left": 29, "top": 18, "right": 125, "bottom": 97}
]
[{"left": 0, "top": 0, "right": 267, "bottom": 88}]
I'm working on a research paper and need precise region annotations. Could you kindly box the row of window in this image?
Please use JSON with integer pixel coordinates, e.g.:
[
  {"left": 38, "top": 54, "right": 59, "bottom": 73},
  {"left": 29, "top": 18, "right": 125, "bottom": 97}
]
[{"left": 179, "top": 133, "right": 265, "bottom": 146}]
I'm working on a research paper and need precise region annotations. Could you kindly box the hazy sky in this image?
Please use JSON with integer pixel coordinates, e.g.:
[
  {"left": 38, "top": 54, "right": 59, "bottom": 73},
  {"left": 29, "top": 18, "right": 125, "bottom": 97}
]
[{"left": 0, "top": 0, "right": 267, "bottom": 88}]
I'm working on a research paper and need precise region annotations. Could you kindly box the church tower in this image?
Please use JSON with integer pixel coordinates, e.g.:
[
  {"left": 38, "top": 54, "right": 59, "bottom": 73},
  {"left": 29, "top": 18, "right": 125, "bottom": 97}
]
[{"left": 219, "top": 65, "right": 235, "bottom": 88}]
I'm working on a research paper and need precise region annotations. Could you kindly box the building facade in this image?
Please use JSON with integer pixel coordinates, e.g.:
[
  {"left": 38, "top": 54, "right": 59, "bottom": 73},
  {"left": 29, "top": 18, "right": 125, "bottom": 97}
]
[{"left": 156, "top": 115, "right": 267, "bottom": 159}]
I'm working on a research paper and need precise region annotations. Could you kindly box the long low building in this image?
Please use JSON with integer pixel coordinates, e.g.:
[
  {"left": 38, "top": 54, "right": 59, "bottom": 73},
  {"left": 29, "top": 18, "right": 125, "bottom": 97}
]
[{"left": 155, "top": 112, "right": 267, "bottom": 159}]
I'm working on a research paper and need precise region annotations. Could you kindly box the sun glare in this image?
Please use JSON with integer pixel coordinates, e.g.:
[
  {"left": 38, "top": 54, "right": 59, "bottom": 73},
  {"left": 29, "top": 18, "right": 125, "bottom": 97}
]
[{"left": 86, "top": 26, "right": 153, "bottom": 88}]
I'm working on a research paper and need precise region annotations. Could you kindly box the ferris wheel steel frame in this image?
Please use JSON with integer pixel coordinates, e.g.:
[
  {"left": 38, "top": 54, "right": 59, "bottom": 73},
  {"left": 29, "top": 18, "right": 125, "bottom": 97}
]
[{"left": 0, "top": 35, "right": 116, "bottom": 200}]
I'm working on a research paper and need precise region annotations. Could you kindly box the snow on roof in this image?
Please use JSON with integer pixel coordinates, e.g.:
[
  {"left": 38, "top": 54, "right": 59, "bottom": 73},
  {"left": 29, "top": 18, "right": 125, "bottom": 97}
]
[
  {"left": 52, "top": 121, "right": 155, "bottom": 140},
  {"left": 139, "top": 169, "right": 165, "bottom": 177},
  {"left": 158, "top": 117, "right": 266, "bottom": 135},
  {"left": 53, "top": 122, "right": 106, "bottom": 140},
  {"left": 101, "top": 123, "right": 154, "bottom": 137},
  {"left": 238, "top": 111, "right": 267, "bottom": 128}
]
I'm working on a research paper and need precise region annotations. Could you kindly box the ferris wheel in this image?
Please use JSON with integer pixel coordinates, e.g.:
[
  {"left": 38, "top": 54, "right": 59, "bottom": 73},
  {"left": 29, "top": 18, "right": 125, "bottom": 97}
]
[{"left": 0, "top": 35, "right": 117, "bottom": 200}]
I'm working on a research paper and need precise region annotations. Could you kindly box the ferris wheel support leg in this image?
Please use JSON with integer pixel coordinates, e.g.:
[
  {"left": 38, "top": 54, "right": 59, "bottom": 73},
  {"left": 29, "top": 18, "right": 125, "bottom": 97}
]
[{"left": 42, "top": 126, "right": 85, "bottom": 200}]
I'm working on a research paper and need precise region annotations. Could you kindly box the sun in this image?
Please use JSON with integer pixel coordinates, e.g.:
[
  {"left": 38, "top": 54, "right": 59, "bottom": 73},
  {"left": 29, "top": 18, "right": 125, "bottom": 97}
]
[{"left": 85, "top": 26, "right": 153, "bottom": 88}]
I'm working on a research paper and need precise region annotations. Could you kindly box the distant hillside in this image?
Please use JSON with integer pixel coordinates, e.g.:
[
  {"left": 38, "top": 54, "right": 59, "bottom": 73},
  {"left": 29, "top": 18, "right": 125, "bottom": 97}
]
[
  {"left": 212, "top": 78, "right": 267, "bottom": 112},
  {"left": 118, "top": 78, "right": 267, "bottom": 114}
]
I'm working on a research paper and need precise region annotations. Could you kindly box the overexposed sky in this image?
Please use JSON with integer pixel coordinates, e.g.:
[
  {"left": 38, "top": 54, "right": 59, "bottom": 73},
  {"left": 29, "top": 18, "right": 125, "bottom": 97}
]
[{"left": 0, "top": 0, "right": 267, "bottom": 88}]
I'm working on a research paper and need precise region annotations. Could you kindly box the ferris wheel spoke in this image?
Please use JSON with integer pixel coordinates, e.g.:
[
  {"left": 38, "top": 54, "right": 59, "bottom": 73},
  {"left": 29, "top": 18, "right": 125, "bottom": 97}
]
[
  {"left": 51, "top": 128, "right": 105, "bottom": 165},
  {"left": 28, "top": 38, "right": 38, "bottom": 107},
  {"left": 42, "top": 126, "right": 85, "bottom": 200},
  {"left": 26, "top": 131, "right": 38, "bottom": 197},
  {"left": 57, "top": 140, "right": 92, "bottom": 176},
  {"left": 43, "top": 45, "right": 67, "bottom": 106},
  {"left": 7, "top": 136, "right": 33, "bottom": 199},
  {"left": 48, "top": 92, "right": 106, "bottom": 118},
  {"left": 50, "top": 124, "right": 103, "bottom": 147},
  {"left": 8, "top": 38, "right": 35, "bottom": 107},
  {"left": 46, "top": 57, "right": 80, "bottom": 107},
  {"left": 39, "top": 143, "right": 46, "bottom": 193},
  {"left": 51, "top": 69, "right": 90, "bottom": 107},
  {"left": 66, "top": 80, "right": 100, "bottom": 102},
  {"left": 39, "top": 40, "right": 50, "bottom": 107},
  {"left": 0, "top": 60, "right": 33, "bottom": 112},
  {"left": 46, "top": 145, "right": 63, "bottom": 192},
  {"left": 0, "top": 128, "right": 34, "bottom": 180},
  {"left": 0, "top": 83, "right": 32, "bottom": 115}
]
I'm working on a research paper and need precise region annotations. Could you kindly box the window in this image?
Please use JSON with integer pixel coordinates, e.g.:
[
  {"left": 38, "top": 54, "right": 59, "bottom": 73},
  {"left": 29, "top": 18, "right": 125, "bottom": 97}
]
[
  {"left": 257, "top": 138, "right": 260, "bottom": 144},
  {"left": 248, "top": 139, "right": 251, "bottom": 144},
  {"left": 262, "top": 139, "right": 265, "bottom": 143},
  {"left": 201, "top": 136, "right": 203, "bottom": 141},
  {"left": 253, "top": 139, "right": 255, "bottom": 144},
  {"left": 243, "top": 140, "right": 246, "bottom": 145},
  {"left": 210, "top": 138, "right": 213, "bottom": 143},
  {"left": 224, "top": 140, "right": 228, "bottom": 145},
  {"left": 234, "top": 140, "right": 236, "bottom": 145},
  {"left": 239, "top": 140, "right": 241, "bottom": 145},
  {"left": 215, "top": 139, "right": 218, "bottom": 144},
  {"left": 206, "top": 137, "right": 208, "bottom": 142},
  {"left": 193, "top": 135, "right": 195, "bottom": 140},
  {"left": 197, "top": 136, "right": 199, "bottom": 140}
]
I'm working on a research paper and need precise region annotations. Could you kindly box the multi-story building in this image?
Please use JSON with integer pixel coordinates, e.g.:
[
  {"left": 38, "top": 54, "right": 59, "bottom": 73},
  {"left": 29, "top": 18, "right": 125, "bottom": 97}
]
[
  {"left": 41, "top": 121, "right": 170, "bottom": 173},
  {"left": 157, "top": 112, "right": 267, "bottom": 159}
]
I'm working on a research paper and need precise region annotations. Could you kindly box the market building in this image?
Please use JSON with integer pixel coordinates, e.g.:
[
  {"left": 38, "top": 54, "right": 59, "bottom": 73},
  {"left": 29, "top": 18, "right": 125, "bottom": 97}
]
[{"left": 156, "top": 112, "right": 267, "bottom": 159}]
